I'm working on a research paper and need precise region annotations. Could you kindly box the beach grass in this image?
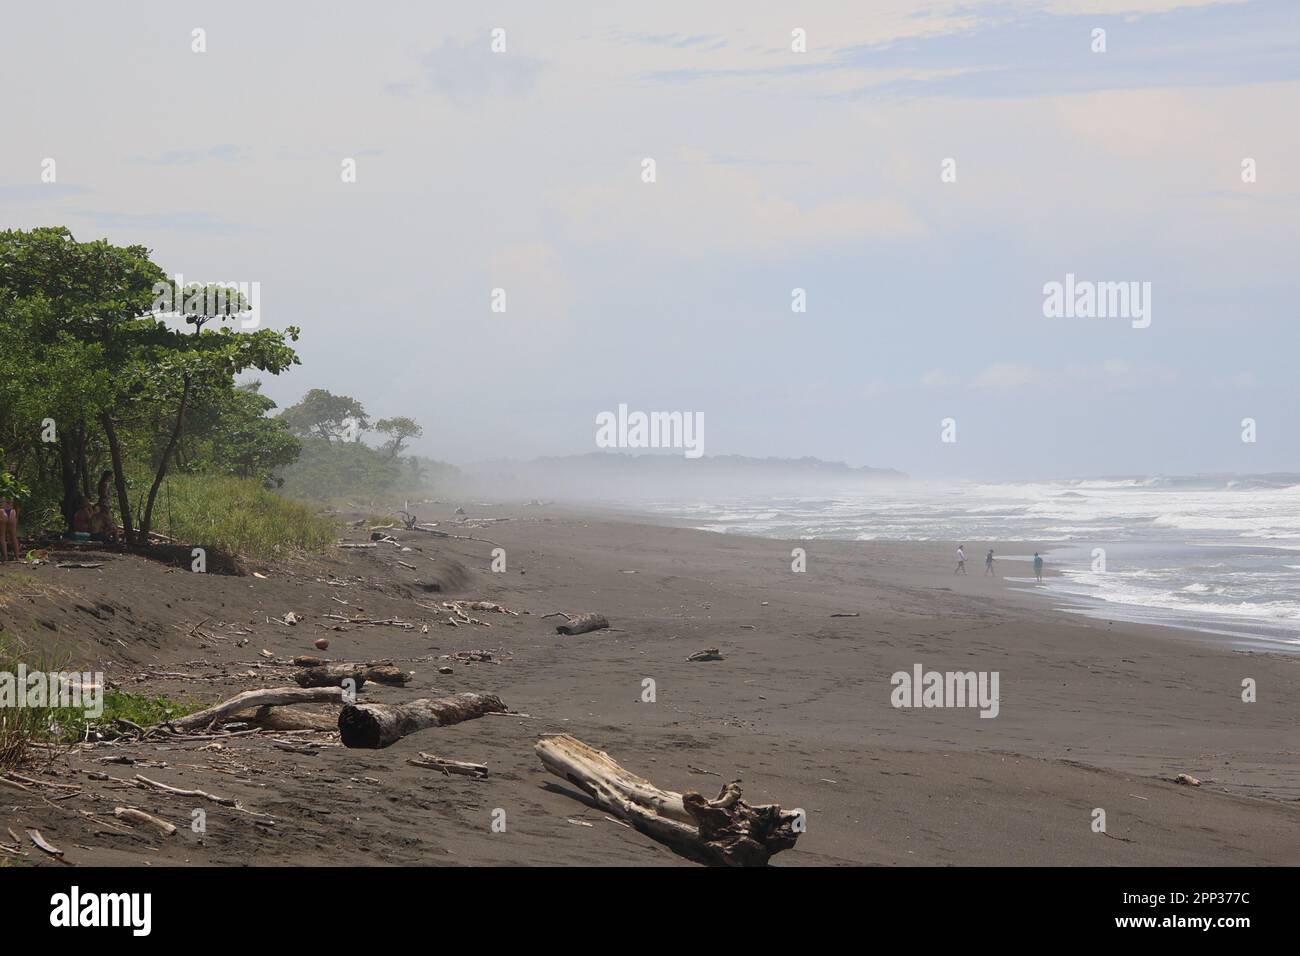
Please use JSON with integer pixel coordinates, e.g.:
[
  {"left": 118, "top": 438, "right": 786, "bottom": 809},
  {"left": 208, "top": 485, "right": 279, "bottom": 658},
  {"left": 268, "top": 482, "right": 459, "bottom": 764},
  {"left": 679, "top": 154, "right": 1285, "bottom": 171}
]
[{"left": 147, "top": 474, "right": 337, "bottom": 559}]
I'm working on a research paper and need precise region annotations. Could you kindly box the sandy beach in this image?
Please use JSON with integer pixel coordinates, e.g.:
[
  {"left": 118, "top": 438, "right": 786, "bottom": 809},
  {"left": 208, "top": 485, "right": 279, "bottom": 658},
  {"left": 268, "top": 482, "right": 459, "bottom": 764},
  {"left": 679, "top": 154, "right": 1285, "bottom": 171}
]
[{"left": 1, "top": 503, "right": 1296, "bottom": 866}]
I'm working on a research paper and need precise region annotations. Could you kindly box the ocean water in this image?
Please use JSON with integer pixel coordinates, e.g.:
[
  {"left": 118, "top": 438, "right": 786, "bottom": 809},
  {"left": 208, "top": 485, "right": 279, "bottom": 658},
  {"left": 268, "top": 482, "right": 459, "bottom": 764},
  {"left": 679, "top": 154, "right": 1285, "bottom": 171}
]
[{"left": 640, "top": 475, "right": 1300, "bottom": 650}]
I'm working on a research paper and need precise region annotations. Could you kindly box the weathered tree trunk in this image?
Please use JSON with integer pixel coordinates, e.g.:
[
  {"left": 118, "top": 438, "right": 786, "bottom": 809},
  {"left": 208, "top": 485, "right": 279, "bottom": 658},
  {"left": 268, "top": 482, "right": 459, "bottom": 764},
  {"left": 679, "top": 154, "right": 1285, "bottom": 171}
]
[
  {"left": 535, "top": 734, "right": 802, "bottom": 867},
  {"left": 293, "top": 663, "right": 410, "bottom": 689},
  {"left": 170, "top": 686, "right": 344, "bottom": 732},
  {"left": 339, "top": 692, "right": 506, "bottom": 749},
  {"left": 556, "top": 613, "right": 609, "bottom": 635},
  {"left": 99, "top": 412, "right": 135, "bottom": 543}
]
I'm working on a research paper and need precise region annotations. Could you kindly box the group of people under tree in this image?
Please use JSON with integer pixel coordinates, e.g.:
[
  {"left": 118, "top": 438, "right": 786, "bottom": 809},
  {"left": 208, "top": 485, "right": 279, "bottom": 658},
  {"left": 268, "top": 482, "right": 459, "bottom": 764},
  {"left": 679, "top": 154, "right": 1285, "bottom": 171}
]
[{"left": 0, "top": 470, "right": 121, "bottom": 562}]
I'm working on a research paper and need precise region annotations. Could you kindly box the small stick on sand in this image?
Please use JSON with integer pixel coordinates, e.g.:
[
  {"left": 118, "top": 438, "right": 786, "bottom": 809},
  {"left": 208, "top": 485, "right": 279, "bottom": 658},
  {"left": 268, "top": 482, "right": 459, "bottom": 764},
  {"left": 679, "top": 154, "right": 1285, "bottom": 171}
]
[
  {"left": 133, "top": 774, "right": 240, "bottom": 807},
  {"left": 407, "top": 753, "right": 489, "bottom": 778},
  {"left": 114, "top": 807, "right": 178, "bottom": 836}
]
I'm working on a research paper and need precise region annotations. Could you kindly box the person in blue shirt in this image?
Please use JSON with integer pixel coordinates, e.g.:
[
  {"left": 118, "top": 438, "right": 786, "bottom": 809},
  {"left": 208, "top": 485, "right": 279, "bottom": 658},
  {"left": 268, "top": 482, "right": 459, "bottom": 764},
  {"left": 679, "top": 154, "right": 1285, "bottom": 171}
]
[{"left": 1033, "top": 552, "right": 1044, "bottom": 583}]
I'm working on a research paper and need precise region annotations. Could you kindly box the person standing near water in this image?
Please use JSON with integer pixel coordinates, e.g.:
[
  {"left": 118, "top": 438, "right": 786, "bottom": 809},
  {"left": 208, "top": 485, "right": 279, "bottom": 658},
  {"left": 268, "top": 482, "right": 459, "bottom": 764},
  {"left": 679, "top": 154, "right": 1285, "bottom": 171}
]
[
  {"left": 1033, "top": 552, "right": 1044, "bottom": 583},
  {"left": 985, "top": 549, "right": 996, "bottom": 576},
  {"left": 955, "top": 545, "right": 967, "bottom": 574}
]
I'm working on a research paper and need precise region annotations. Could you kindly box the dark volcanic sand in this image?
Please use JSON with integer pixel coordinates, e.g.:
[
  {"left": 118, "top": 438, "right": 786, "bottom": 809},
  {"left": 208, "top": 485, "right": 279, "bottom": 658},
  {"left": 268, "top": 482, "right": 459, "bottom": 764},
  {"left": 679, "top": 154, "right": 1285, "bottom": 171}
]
[{"left": 1, "top": 504, "right": 1296, "bottom": 866}]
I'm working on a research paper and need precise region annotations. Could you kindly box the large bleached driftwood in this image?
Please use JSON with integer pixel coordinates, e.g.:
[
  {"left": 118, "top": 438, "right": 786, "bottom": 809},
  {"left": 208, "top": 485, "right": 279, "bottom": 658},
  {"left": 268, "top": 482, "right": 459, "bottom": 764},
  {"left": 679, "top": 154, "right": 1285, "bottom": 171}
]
[
  {"left": 171, "top": 687, "right": 345, "bottom": 732},
  {"left": 535, "top": 734, "right": 802, "bottom": 867},
  {"left": 338, "top": 692, "right": 507, "bottom": 749}
]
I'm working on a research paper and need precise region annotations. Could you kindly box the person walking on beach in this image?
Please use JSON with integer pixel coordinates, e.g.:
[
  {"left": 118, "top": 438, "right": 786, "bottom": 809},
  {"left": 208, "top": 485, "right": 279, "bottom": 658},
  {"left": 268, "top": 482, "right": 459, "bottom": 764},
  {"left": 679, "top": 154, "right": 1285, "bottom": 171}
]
[
  {"left": 985, "top": 548, "right": 996, "bottom": 576},
  {"left": 1033, "top": 552, "right": 1044, "bottom": 584},
  {"left": 954, "top": 544, "right": 967, "bottom": 574}
]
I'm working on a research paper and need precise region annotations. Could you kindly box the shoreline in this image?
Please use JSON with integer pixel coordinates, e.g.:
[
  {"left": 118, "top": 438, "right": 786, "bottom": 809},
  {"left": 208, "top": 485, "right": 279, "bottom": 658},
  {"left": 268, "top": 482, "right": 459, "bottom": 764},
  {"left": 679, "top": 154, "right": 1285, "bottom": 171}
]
[{"left": 576, "top": 500, "right": 1300, "bottom": 657}]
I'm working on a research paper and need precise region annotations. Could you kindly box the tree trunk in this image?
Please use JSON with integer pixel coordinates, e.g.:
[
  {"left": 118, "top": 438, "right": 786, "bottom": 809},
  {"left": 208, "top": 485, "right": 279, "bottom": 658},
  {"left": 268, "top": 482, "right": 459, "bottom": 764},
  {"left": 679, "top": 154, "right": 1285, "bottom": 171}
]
[
  {"left": 99, "top": 412, "right": 135, "bottom": 543},
  {"left": 535, "top": 734, "right": 803, "bottom": 867},
  {"left": 140, "top": 373, "right": 190, "bottom": 539},
  {"left": 339, "top": 692, "right": 506, "bottom": 749},
  {"left": 58, "top": 435, "right": 79, "bottom": 531}
]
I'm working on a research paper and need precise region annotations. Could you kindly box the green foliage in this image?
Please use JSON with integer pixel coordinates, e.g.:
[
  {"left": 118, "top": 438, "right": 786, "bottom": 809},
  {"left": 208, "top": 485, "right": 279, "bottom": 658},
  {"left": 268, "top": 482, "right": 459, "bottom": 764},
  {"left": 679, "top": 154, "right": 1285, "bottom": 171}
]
[
  {"left": 51, "top": 690, "right": 202, "bottom": 743},
  {"left": 278, "top": 389, "right": 369, "bottom": 442},
  {"left": 277, "top": 435, "right": 403, "bottom": 501},
  {"left": 181, "top": 384, "right": 301, "bottom": 483}
]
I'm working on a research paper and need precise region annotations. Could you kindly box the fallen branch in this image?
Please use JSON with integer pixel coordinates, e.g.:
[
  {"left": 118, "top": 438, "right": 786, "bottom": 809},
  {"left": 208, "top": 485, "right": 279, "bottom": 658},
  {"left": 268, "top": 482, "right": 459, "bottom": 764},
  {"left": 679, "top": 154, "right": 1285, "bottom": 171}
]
[
  {"left": 535, "top": 734, "right": 801, "bottom": 867},
  {"left": 339, "top": 692, "right": 507, "bottom": 749},
  {"left": 168, "top": 686, "right": 344, "bottom": 732}
]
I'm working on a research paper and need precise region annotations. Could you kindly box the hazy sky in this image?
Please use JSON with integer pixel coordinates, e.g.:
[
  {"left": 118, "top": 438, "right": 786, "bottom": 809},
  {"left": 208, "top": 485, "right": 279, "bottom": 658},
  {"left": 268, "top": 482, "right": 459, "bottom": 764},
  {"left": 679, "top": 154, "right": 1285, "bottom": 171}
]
[{"left": 3, "top": 0, "right": 1297, "bottom": 479}]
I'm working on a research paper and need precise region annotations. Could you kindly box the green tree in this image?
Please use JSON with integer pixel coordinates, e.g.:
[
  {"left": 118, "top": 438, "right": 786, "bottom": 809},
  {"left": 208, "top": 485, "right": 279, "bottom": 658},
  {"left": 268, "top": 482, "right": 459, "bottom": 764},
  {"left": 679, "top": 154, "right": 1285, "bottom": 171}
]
[
  {"left": 278, "top": 389, "right": 369, "bottom": 443},
  {"left": 374, "top": 416, "right": 422, "bottom": 459}
]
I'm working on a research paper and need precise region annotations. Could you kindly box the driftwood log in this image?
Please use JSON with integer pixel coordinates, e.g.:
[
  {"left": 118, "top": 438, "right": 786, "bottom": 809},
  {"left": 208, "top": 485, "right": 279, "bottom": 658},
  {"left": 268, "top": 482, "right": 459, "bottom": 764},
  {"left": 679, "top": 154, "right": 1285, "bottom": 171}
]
[
  {"left": 338, "top": 692, "right": 507, "bottom": 749},
  {"left": 555, "top": 613, "right": 609, "bottom": 636},
  {"left": 170, "top": 687, "right": 345, "bottom": 732},
  {"left": 293, "top": 663, "right": 410, "bottom": 688},
  {"left": 535, "top": 734, "right": 802, "bottom": 866}
]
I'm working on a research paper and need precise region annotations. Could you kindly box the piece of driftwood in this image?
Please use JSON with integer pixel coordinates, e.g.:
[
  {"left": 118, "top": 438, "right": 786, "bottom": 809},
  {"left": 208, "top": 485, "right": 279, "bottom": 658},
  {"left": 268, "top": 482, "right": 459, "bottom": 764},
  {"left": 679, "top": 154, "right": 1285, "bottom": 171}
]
[
  {"left": 169, "top": 686, "right": 345, "bottom": 732},
  {"left": 535, "top": 734, "right": 802, "bottom": 867},
  {"left": 687, "top": 648, "right": 723, "bottom": 662},
  {"left": 337, "top": 542, "right": 378, "bottom": 549},
  {"left": 407, "top": 753, "right": 489, "bottom": 778},
  {"left": 114, "top": 807, "right": 177, "bottom": 836},
  {"left": 293, "top": 663, "right": 410, "bottom": 688},
  {"left": 339, "top": 692, "right": 507, "bottom": 749},
  {"left": 27, "top": 832, "right": 66, "bottom": 858},
  {"left": 555, "top": 613, "right": 609, "bottom": 636},
  {"left": 235, "top": 705, "right": 339, "bottom": 732}
]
